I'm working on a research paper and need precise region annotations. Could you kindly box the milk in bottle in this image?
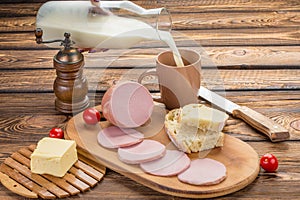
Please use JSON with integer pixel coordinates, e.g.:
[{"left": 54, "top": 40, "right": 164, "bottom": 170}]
[{"left": 36, "top": 1, "right": 184, "bottom": 67}]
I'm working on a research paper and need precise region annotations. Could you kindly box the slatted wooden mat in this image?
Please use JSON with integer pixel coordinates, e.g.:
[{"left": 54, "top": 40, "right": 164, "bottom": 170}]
[{"left": 0, "top": 145, "right": 106, "bottom": 199}]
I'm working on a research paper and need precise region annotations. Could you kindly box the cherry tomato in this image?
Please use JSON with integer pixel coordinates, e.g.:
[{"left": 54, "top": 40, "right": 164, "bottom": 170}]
[
  {"left": 83, "top": 108, "right": 101, "bottom": 125},
  {"left": 260, "top": 153, "right": 278, "bottom": 172},
  {"left": 49, "top": 127, "right": 64, "bottom": 139}
]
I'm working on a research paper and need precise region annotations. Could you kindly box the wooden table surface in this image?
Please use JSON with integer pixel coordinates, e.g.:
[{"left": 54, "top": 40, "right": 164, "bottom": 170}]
[{"left": 1, "top": 0, "right": 300, "bottom": 199}]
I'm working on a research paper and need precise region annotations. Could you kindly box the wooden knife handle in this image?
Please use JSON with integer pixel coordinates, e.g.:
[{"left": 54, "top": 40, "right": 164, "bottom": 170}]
[{"left": 232, "top": 106, "right": 290, "bottom": 142}]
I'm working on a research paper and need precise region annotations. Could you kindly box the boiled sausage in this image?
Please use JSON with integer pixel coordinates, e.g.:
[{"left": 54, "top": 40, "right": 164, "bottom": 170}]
[
  {"left": 118, "top": 140, "right": 165, "bottom": 164},
  {"left": 101, "top": 81, "right": 154, "bottom": 128},
  {"left": 97, "top": 126, "right": 144, "bottom": 148},
  {"left": 140, "top": 150, "right": 190, "bottom": 176},
  {"left": 178, "top": 158, "right": 226, "bottom": 185}
]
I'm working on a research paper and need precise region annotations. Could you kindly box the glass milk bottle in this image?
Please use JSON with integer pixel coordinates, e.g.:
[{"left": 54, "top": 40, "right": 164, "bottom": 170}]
[{"left": 36, "top": 1, "right": 184, "bottom": 66}]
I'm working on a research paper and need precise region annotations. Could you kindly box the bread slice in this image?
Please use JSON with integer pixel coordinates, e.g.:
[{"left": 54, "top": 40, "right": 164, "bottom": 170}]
[{"left": 164, "top": 104, "right": 228, "bottom": 153}]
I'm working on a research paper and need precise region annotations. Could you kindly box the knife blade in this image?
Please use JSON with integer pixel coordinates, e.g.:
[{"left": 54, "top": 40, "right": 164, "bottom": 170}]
[{"left": 198, "top": 86, "right": 290, "bottom": 142}]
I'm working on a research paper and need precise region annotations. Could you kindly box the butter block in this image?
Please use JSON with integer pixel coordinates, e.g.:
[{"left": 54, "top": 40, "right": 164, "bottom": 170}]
[
  {"left": 181, "top": 104, "right": 229, "bottom": 132},
  {"left": 30, "top": 137, "right": 78, "bottom": 177}
]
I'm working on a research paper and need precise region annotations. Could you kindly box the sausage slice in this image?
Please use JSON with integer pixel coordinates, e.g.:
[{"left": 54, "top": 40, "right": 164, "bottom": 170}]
[
  {"left": 97, "top": 126, "right": 144, "bottom": 148},
  {"left": 118, "top": 140, "right": 166, "bottom": 164},
  {"left": 140, "top": 150, "right": 191, "bottom": 176},
  {"left": 178, "top": 158, "right": 226, "bottom": 185}
]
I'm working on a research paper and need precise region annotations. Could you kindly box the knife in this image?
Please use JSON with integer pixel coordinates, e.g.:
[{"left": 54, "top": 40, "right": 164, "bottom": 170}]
[{"left": 198, "top": 86, "right": 290, "bottom": 142}]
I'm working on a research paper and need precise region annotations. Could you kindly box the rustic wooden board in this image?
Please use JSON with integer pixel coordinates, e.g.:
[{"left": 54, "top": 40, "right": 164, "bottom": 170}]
[
  {"left": 1, "top": 68, "right": 300, "bottom": 92},
  {"left": 0, "top": 144, "right": 106, "bottom": 199},
  {"left": 1, "top": 27, "right": 300, "bottom": 50},
  {"left": 1, "top": 46, "right": 300, "bottom": 70},
  {"left": 65, "top": 104, "right": 260, "bottom": 198},
  {"left": 2, "top": 11, "right": 300, "bottom": 32},
  {"left": 1, "top": 0, "right": 300, "bottom": 16},
  {"left": 0, "top": 90, "right": 298, "bottom": 143}
]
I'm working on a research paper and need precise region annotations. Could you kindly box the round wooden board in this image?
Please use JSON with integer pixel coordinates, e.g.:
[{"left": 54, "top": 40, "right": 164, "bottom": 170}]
[
  {"left": 65, "top": 104, "right": 260, "bottom": 198},
  {"left": 0, "top": 144, "right": 106, "bottom": 199}
]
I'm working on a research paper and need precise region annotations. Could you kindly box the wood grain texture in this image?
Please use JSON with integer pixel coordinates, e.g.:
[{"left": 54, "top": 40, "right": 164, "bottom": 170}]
[
  {"left": 0, "top": 0, "right": 299, "bottom": 199},
  {"left": 136, "top": 0, "right": 300, "bottom": 13},
  {"left": 1, "top": 0, "right": 300, "bottom": 15},
  {"left": 0, "top": 90, "right": 299, "bottom": 142},
  {"left": 1, "top": 27, "right": 300, "bottom": 50},
  {"left": 1, "top": 46, "right": 300, "bottom": 70},
  {"left": 0, "top": 68, "right": 300, "bottom": 92},
  {"left": 0, "top": 171, "right": 38, "bottom": 199},
  {"left": 0, "top": 17, "right": 36, "bottom": 32},
  {"left": 2, "top": 11, "right": 300, "bottom": 32}
]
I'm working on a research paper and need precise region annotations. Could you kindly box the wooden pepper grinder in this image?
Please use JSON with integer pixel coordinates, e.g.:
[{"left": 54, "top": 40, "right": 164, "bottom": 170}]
[{"left": 35, "top": 28, "right": 89, "bottom": 114}]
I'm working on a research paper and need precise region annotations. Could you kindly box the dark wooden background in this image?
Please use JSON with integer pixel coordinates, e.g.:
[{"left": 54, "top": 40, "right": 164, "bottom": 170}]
[{"left": 0, "top": 0, "right": 300, "bottom": 199}]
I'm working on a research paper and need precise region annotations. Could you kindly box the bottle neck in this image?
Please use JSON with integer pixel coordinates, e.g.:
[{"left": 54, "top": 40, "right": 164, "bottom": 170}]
[
  {"left": 155, "top": 7, "right": 172, "bottom": 41},
  {"left": 156, "top": 7, "right": 172, "bottom": 33}
]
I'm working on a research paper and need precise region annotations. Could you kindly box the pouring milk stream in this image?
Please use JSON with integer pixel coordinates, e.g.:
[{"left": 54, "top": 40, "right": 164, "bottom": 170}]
[{"left": 36, "top": 1, "right": 184, "bottom": 67}]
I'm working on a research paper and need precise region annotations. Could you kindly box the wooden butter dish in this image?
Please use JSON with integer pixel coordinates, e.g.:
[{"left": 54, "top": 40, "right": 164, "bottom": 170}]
[{"left": 0, "top": 144, "right": 106, "bottom": 199}]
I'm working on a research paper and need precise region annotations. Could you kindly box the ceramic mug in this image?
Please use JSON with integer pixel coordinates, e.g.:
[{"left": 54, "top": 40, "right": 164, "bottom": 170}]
[{"left": 138, "top": 49, "right": 201, "bottom": 110}]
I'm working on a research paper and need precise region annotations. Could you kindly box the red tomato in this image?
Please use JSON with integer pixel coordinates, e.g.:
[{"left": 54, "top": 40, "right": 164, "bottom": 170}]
[
  {"left": 49, "top": 127, "right": 64, "bottom": 139},
  {"left": 83, "top": 108, "right": 101, "bottom": 125},
  {"left": 260, "top": 153, "right": 278, "bottom": 172}
]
